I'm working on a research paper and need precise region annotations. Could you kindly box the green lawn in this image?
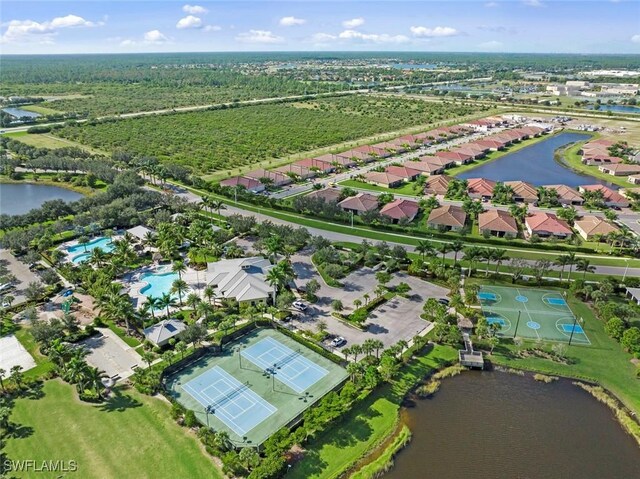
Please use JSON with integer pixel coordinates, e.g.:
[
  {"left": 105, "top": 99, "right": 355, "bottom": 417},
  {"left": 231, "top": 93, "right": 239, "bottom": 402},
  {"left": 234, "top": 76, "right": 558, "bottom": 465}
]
[
  {"left": 20, "top": 104, "right": 64, "bottom": 115},
  {"left": 288, "top": 344, "right": 458, "bottom": 479},
  {"left": 5, "top": 131, "right": 106, "bottom": 155},
  {"left": 338, "top": 179, "right": 421, "bottom": 197},
  {"left": 5, "top": 379, "right": 222, "bottom": 479}
]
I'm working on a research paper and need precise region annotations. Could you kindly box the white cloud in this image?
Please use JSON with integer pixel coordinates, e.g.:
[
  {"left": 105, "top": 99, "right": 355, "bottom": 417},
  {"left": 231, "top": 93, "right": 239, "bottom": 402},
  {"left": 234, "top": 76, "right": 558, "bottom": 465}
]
[
  {"left": 485, "top": 2, "right": 499, "bottom": 6},
  {"left": 522, "top": 0, "right": 543, "bottom": 6},
  {"left": 204, "top": 25, "right": 222, "bottom": 32},
  {"left": 338, "top": 30, "right": 409, "bottom": 44},
  {"left": 410, "top": 26, "right": 459, "bottom": 38},
  {"left": 182, "top": 5, "right": 208, "bottom": 14},
  {"left": 1, "top": 14, "right": 101, "bottom": 44},
  {"left": 342, "top": 18, "right": 365, "bottom": 29},
  {"left": 235, "top": 30, "right": 284, "bottom": 44},
  {"left": 144, "top": 30, "right": 169, "bottom": 44},
  {"left": 478, "top": 40, "right": 504, "bottom": 49},
  {"left": 632, "top": 34, "right": 640, "bottom": 43},
  {"left": 176, "top": 15, "right": 202, "bottom": 29},
  {"left": 279, "top": 16, "right": 306, "bottom": 27},
  {"left": 311, "top": 32, "right": 337, "bottom": 43}
]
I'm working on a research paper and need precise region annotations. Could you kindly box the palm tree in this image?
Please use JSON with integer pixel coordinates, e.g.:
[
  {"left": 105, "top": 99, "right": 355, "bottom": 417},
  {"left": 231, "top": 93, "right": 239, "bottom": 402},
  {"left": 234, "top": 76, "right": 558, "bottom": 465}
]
[
  {"left": 554, "top": 254, "right": 571, "bottom": 281},
  {"left": 415, "top": 240, "right": 434, "bottom": 259},
  {"left": 265, "top": 235, "right": 284, "bottom": 263},
  {"left": 186, "top": 292, "right": 201, "bottom": 318},
  {"left": 171, "top": 278, "right": 189, "bottom": 306},
  {"left": 101, "top": 291, "right": 136, "bottom": 334},
  {"left": 492, "top": 249, "right": 508, "bottom": 275},
  {"left": 89, "top": 247, "right": 107, "bottom": 268},
  {"left": 77, "top": 235, "right": 90, "bottom": 253},
  {"left": 576, "top": 258, "right": 596, "bottom": 280},
  {"left": 82, "top": 366, "right": 107, "bottom": 398},
  {"left": 565, "top": 252, "right": 577, "bottom": 282},
  {"left": 482, "top": 248, "right": 495, "bottom": 276},
  {"left": 437, "top": 243, "right": 451, "bottom": 262},
  {"left": 450, "top": 240, "right": 464, "bottom": 265},
  {"left": 172, "top": 260, "right": 187, "bottom": 279},
  {"left": 145, "top": 296, "right": 160, "bottom": 320},
  {"left": 463, "top": 246, "right": 482, "bottom": 277},
  {"left": 158, "top": 292, "right": 177, "bottom": 319},
  {"left": 203, "top": 285, "right": 217, "bottom": 307}
]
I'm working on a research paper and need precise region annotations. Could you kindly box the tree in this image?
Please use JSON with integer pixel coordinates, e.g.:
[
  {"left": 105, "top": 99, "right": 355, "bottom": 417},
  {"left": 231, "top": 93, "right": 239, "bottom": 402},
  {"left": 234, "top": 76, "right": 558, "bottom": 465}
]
[
  {"left": 353, "top": 298, "right": 362, "bottom": 309},
  {"left": 10, "top": 365, "right": 24, "bottom": 390},
  {"left": 415, "top": 240, "right": 434, "bottom": 259},
  {"left": 316, "top": 320, "right": 328, "bottom": 336},
  {"left": 576, "top": 258, "right": 596, "bottom": 280},
  {"left": 158, "top": 292, "right": 177, "bottom": 319},
  {"left": 25, "top": 281, "right": 45, "bottom": 302},
  {"left": 564, "top": 252, "right": 577, "bottom": 282},
  {"left": 475, "top": 316, "right": 489, "bottom": 339},
  {"left": 604, "top": 317, "right": 626, "bottom": 341},
  {"left": 175, "top": 341, "right": 187, "bottom": 359},
  {"left": 379, "top": 355, "right": 399, "bottom": 382},
  {"left": 463, "top": 246, "right": 483, "bottom": 277},
  {"left": 172, "top": 260, "right": 187, "bottom": 279},
  {"left": 450, "top": 240, "right": 464, "bottom": 265},
  {"left": 492, "top": 249, "right": 508, "bottom": 275},
  {"left": 305, "top": 278, "right": 320, "bottom": 301},
  {"left": 437, "top": 243, "right": 451, "bottom": 262},
  {"left": 331, "top": 299, "right": 344, "bottom": 312},
  {"left": 375, "top": 271, "right": 392, "bottom": 289},
  {"left": 171, "top": 278, "right": 189, "bottom": 306},
  {"left": 488, "top": 336, "right": 500, "bottom": 354},
  {"left": 533, "top": 259, "right": 552, "bottom": 284},
  {"left": 621, "top": 327, "right": 640, "bottom": 354}
]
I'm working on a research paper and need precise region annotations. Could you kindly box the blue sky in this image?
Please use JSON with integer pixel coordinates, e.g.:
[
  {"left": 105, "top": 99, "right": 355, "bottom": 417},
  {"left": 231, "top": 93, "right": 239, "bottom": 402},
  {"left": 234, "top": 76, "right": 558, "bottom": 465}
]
[{"left": 1, "top": 1, "right": 639, "bottom": 54}]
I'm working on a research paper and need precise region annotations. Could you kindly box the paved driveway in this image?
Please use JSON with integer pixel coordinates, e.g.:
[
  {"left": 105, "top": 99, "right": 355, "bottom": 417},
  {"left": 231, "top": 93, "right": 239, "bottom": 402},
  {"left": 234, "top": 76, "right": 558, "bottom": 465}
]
[
  {"left": 79, "top": 328, "right": 142, "bottom": 380},
  {"left": 0, "top": 248, "right": 40, "bottom": 306}
]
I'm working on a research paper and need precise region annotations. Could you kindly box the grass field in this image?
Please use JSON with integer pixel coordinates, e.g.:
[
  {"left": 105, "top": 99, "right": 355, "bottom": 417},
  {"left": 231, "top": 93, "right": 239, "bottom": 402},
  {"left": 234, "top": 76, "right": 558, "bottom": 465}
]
[
  {"left": 165, "top": 328, "right": 347, "bottom": 446},
  {"left": 5, "top": 379, "right": 222, "bottom": 479},
  {"left": 288, "top": 344, "right": 458, "bottom": 479},
  {"left": 5, "top": 131, "right": 105, "bottom": 154},
  {"left": 20, "top": 104, "right": 63, "bottom": 115}
]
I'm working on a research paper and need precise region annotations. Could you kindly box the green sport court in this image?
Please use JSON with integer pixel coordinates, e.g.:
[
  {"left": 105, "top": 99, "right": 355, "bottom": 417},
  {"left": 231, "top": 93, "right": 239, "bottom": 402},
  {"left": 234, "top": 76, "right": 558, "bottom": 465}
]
[
  {"left": 164, "top": 328, "right": 348, "bottom": 446},
  {"left": 478, "top": 285, "right": 590, "bottom": 345}
]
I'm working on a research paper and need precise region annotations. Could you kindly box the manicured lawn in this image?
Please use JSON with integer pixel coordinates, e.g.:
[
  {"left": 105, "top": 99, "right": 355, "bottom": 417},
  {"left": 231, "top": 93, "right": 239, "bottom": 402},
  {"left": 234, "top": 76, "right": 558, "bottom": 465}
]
[
  {"left": 5, "top": 379, "right": 222, "bottom": 479},
  {"left": 338, "top": 179, "right": 420, "bottom": 197},
  {"left": 20, "top": 104, "right": 64, "bottom": 115},
  {"left": 288, "top": 344, "right": 458, "bottom": 479},
  {"left": 5, "top": 131, "right": 105, "bottom": 155},
  {"left": 559, "top": 139, "right": 634, "bottom": 188},
  {"left": 14, "top": 327, "right": 55, "bottom": 379}
]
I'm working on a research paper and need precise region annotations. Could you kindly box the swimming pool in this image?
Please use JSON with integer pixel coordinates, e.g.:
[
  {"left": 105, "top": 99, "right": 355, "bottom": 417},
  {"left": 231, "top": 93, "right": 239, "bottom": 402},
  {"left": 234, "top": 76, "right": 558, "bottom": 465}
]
[
  {"left": 66, "top": 237, "right": 114, "bottom": 262},
  {"left": 139, "top": 271, "right": 179, "bottom": 299}
]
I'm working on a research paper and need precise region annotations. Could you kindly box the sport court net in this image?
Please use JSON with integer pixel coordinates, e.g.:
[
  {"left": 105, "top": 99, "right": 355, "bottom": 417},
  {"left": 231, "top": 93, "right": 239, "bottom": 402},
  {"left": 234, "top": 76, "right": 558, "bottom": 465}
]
[
  {"left": 182, "top": 366, "right": 276, "bottom": 436},
  {"left": 241, "top": 337, "right": 328, "bottom": 393},
  {"left": 478, "top": 285, "right": 590, "bottom": 344}
]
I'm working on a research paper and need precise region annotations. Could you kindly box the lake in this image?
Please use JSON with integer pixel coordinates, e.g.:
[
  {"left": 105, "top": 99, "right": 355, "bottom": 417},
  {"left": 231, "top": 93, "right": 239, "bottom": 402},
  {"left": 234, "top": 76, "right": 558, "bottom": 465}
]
[
  {"left": 2, "top": 107, "right": 41, "bottom": 119},
  {"left": 385, "top": 371, "right": 640, "bottom": 479},
  {"left": 456, "top": 132, "right": 616, "bottom": 188},
  {"left": 0, "top": 183, "right": 83, "bottom": 216},
  {"left": 390, "top": 63, "right": 437, "bottom": 70},
  {"left": 587, "top": 105, "right": 640, "bottom": 114}
]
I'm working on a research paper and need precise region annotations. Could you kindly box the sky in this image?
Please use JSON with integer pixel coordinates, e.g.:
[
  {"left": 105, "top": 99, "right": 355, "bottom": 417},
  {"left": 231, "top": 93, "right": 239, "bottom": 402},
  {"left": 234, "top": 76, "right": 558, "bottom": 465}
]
[{"left": 1, "top": 0, "right": 639, "bottom": 55}]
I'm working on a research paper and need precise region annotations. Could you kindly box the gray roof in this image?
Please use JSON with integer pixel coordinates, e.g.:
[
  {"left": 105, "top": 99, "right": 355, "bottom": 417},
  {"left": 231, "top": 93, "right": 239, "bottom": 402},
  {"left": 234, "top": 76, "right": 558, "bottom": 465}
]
[
  {"left": 126, "top": 225, "right": 155, "bottom": 241},
  {"left": 143, "top": 319, "right": 186, "bottom": 345},
  {"left": 627, "top": 287, "right": 640, "bottom": 302},
  {"left": 207, "top": 257, "right": 273, "bottom": 302}
]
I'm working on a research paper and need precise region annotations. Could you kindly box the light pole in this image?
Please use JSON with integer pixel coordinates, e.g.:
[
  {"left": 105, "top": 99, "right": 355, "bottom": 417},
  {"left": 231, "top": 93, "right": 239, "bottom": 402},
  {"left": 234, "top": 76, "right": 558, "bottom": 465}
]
[
  {"left": 623, "top": 259, "right": 630, "bottom": 282},
  {"left": 513, "top": 310, "right": 521, "bottom": 338},
  {"left": 568, "top": 315, "right": 579, "bottom": 346}
]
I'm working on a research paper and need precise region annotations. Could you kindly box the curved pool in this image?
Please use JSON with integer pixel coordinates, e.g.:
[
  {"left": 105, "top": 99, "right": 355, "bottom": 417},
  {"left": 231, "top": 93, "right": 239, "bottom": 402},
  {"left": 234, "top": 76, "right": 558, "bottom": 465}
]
[
  {"left": 139, "top": 271, "right": 179, "bottom": 298},
  {"left": 66, "top": 237, "right": 115, "bottom": 262}
]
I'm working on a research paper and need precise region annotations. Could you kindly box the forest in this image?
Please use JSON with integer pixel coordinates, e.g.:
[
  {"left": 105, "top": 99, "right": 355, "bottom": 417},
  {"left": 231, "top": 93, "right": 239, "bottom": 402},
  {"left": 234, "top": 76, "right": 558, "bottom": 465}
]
[{"left": 51, "top": 96, "right": 482, "bottom": 173}]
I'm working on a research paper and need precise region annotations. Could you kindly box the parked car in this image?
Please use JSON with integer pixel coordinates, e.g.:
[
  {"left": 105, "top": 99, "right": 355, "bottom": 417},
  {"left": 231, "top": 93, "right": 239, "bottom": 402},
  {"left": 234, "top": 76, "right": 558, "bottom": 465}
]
[
  {"left": 437, "top": 298, "right": 450, "bottom": 306},
  {"left": 292, "top": 301, "right": 307, "bottom": 311},
  {"left": 331, "top": 336, "right": 346, "bottom": 347}
]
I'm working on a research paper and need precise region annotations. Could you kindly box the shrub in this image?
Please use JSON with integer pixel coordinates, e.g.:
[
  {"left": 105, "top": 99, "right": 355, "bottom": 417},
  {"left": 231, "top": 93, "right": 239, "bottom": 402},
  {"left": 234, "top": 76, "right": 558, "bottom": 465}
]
[{"left": 184, "top": 410, "right": 197, "bottom": 428}]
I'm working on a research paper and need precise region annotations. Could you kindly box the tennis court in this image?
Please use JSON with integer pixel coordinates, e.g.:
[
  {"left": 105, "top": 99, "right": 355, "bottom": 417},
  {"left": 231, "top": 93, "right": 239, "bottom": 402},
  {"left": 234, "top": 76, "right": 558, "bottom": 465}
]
[
  {"left": 164, "top": 328, "right": 348, "bottom": 446},
  {"left": 241, "top": 337, "right": 328, "bottom": 393},
  {"left": 182, "top": 366, "right": 276, "bottom": 436},
  {"left": 478, "top": 285, "right": 590, "bottom": 344}
]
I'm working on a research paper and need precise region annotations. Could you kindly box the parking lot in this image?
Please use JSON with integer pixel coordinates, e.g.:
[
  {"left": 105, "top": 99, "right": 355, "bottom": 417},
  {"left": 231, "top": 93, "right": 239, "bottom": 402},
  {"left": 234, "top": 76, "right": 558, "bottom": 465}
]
[
  {"left": 0, "top": 248, "right": 41, "bottom": 306},
  {"left": 79, "top": 328, "right": 142, "bottom": 380}
]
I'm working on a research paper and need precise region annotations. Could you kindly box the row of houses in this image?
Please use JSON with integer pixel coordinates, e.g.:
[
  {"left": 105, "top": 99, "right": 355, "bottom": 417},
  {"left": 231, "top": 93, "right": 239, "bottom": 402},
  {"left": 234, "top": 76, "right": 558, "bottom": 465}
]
[
  {"left": 360, "top": 126, "right": 548, "bottom": 188},
  {"left": 421, "top": 175, "right": 630, "bottom": 208},
  {"left": 219, "top": 118, "right": 515, "bottom": 191}
]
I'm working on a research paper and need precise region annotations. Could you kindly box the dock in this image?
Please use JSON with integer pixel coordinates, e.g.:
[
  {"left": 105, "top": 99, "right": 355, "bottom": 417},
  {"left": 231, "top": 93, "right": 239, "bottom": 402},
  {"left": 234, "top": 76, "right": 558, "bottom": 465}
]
[{"left": 459, "top": 332, "right": 485, "bottom": 369}]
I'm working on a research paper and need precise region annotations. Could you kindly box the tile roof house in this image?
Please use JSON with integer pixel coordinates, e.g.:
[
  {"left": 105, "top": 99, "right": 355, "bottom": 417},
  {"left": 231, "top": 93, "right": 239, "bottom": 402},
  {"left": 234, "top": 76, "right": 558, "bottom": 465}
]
[
  {"left": 305, "top": 188, "right": 342, "bottom": 203},
  {"left": 467, "top": 178, "right": 497, "bottom": 200},
  {"left": 574, "top": 215, "right": 619, "bottom": 240},
  {"left": 474, "top": 138, "right": 507, "bottom": 151},
  {"left": 379, "top": 199, "right": 420, "bottom": 223},
  {"left": 628, "top": 175, "right": 640, "bottom": 185},
  {"left": 385, "top": 165, "right": 421, "bottom": 181},
  {"left": 274, "top": 163, "right": 315, "bottom": 180},
  {"left": 543, "top": 185, "right": 584, "bottom": 205},
  {"left": 478, "top": 209, "right": 518, "bottom": 238},
  {"left": 582, "top": 155, "right": 622, "bottom": 166},
  {"left": 578, "top": 185, "right": 630, "bottom": 208},
  {"left": 143, "top": 319, "right": 187, "bottom": 347},
  {"left": 427, "top": 205, "right": 467, "bottom": 231},
  {"left": 405, "top": 160, "right": 445, "bottom": 175},
  {"left": 424, "top": 175, "right": 452, "bottom": 195},
  {"left": 372, "top": 142, "right": 403, "bottom": 154},
  {"left": 435, "top": 150, "right": 474, "bottom": 165},
  {"left": 419, "top": 155, "right": 455, "bottom": 169},
  {"left": 389, "top": 137, "right": 420, "bottom": 150},
  {"left": 244, "top": 169, "right": 292, "bottom": 187},
  {"left": 598, "top": 163, "right": 640, "bottom": 176},
  {"left": 338, "top": 192, "right": 379, "bottom": 215},
  {"left": 219, "top": 175, "right": 266, "bottom": 193},
  {"left": 295, "top": 157, "right": 335, "bottom": 174},
  {"left": 337, "top": 149, "right": 374, "bottom": 164},
  {"left": 525, "top": 212, "right": 573, "bottom": 238},
  {"left": 505, "top": 180, "right": 538, "bottom": 203},
  {"left": 207, "top": 257, "right": 274, "bottom": 304},
  {"left": 330, "top": 153, "right": 358, "bottom": 168},
  {"left": 455, "top": 144, "right": 487, "bottom": 159},
  {"left": 353, "top": 144, "right": 390, "bottom": 159},
  {"left": 363, "top": 171, "right": 405, "bottom": 188},
  {"left": 313, "top": 153, "right": 350, "bottom": 167}
]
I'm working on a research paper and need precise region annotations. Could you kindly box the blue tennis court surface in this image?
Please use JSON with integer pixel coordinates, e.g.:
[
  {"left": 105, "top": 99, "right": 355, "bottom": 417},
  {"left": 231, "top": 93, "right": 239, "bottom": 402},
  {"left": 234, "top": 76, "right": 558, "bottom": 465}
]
[
  {"left": 547, "top": 298, "right": 567, "bottom": 306},
  {"left": 182, "top": 366, "right": 276, "bottom": 436},
  {"left": 560, "top": 324, "right": 584, "bottom": 334},
  {"left": 242, "top": 337, "right": 328, "bottom": 393},
  {"left": 487, "top": 317, "right": 506, "bottom": 325},
  {"left": 478, "top": 292, "right": 497, "bottom": 300}
]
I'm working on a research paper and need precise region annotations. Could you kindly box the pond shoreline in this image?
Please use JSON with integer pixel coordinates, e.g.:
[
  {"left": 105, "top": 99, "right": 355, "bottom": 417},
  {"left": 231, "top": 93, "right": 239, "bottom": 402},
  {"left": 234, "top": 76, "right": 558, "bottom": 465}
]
[{"left": 0, "top": 176, "right": 93, "bottom": 197}]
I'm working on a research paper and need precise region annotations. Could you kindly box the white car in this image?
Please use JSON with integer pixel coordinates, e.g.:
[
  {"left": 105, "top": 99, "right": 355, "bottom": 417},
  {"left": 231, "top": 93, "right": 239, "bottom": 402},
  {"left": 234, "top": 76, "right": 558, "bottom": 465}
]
[
  {"left": 292, "top": 301, "right": 307, "bottom": 311},
  {"left": 331, "top": 337, "right": 346, "bottom": 347}
]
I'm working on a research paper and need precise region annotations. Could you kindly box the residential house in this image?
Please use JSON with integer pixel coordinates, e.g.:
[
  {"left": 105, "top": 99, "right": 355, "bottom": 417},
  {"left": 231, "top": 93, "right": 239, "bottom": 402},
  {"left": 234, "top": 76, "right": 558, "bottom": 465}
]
[
  {"left": 579, "top": 185, "right": 630, "bottom": 208},
  {"left": 338, "top": 149, "right": 374, "bottom": 164},
  {"left": 380, "top": 199, "right": 420, "bottom": 224},
  {"left": 385, "top": 165, "right": 421, "bottom": 181},
  {"left": 353, "top": 144, "right": 389, "bottom": 159},
  {"left": 372, "top": 142, "right": 403, "bottom": 154},
  {"left": 474, "top": 138, "right": 506, "bottom": 151},
  {"left": 305, "top": 188, "right": 342, "bottom": 203},
  {"left": 207, "top": 257, "right": 274, "bottom": 305},
  {"left": 598, "top": 163, "right": 640, "bottom": 177},
  {"left": 467, "top": 177, "right": 497, "bottom": 200},
  {"left": 525, "top": 212, "right": 573, "bottom": 238},
  {"left": 244, "top": 169, "right": 292, "bottom": 187},
  {"left": 628, "top": 175, "right": 640, "bottom": 185},
  {"left": 435, "top": 150, "right": 474, "bottom": 165},
  {"left": 454, "top": 145, "right": 486, "bottom": 159},
  {"left": 405, "top": 160, "right": 445, "bottom": 175},
  {"left": 294, "top": 157, "right": 335, "bottom": 174},
  {"left": 274, "top": 163, "right": 315, "bottom": 180},
  {"left": 478, "top": 209, "right": 518, "bottom": 238},
  {"left": 427, "top": 205, "right": 467, "bottom": 231},
  {"left": 505, "top": 181, "right": 538, "bottom": 203},
  {"left": 338, "top": 192, "right": 379, "bottom": 215},
  {"left": 363, "top": 171, "right": 405, "bottom": 188},
  {"left": 219, "top": 175, "right": 266, "bottom": 193},
  {"left": 420, "top": 155, "right": 455, "bottom": 170},
  {"left": 331, "top": 153, "right": 359, "bottom": 168},
  {"left": 143, "top": 319, "right": 187, "bottom": 347},
  {"left": 389, "top": 137, "right": 419, "bottom": 150},
  {"left": 582, "top": 155, "right": 622, "bottom": 166},
  {"left": 574, "top": 215, "right": 619, "bottom": 241},
  {"left": 424, "top": 175, "right": 452, "bottom": 195},
  {"left": 543, "top": 184, "right": 584, "bottom": 205}
]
